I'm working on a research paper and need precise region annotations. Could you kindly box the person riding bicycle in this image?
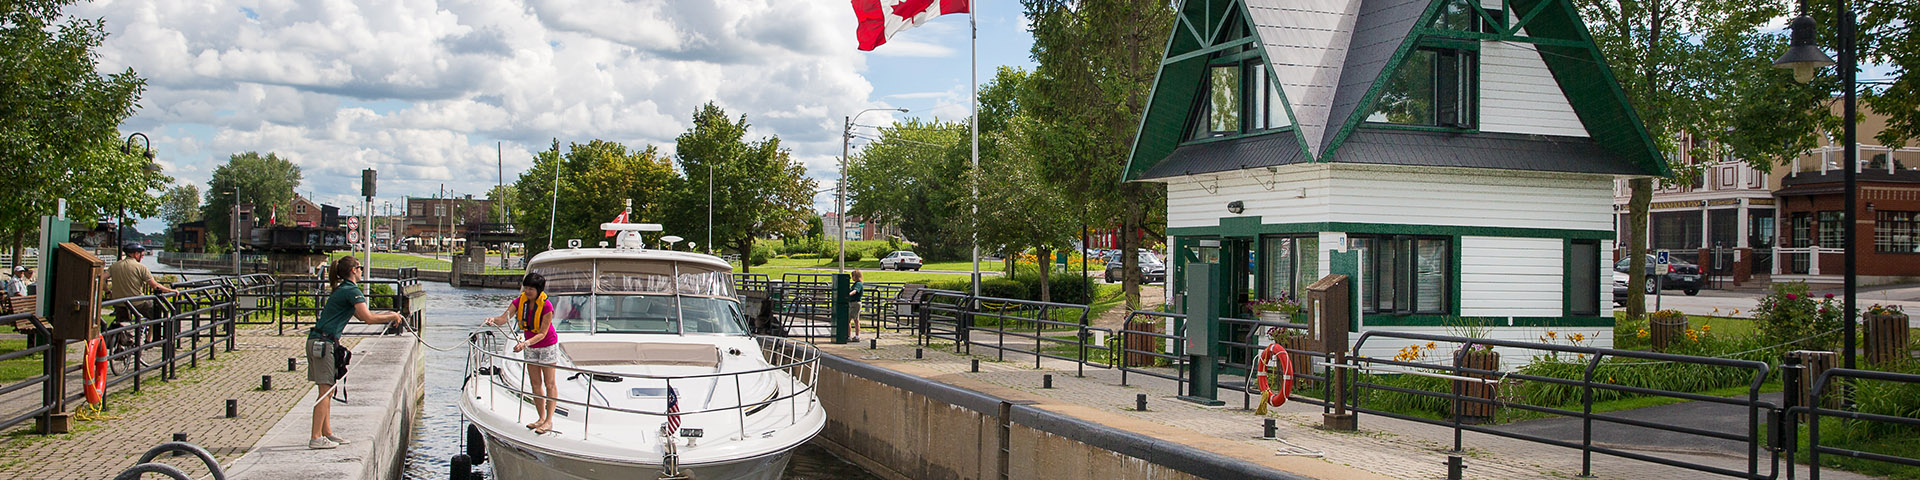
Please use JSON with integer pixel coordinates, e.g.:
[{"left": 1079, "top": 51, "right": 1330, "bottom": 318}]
[{"left": 106, "top": 243, "right": 175, "bottom": 345}]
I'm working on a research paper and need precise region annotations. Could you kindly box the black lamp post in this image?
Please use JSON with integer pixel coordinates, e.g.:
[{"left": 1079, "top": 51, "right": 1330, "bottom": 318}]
[
  {"left": 1773, "top": 0, "right": 1855, "bottom": 371},
  {"left": 120, "top": 132, "right": 160, "bottom": 261}
]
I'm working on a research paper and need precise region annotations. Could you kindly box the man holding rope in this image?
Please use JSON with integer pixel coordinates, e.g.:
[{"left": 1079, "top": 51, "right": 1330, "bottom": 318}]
[{"left": 308, "top": 256, "right": 403, "bottom": 449}]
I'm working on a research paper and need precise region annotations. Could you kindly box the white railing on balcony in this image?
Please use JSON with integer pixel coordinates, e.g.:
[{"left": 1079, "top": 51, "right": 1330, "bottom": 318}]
[{"left": 1771, "top": 246, "right": 1826, "bottom": 275}]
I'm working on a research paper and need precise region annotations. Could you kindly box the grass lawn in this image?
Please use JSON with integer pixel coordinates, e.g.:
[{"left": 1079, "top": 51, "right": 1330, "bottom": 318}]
[
  {"left": 0, "top": 338, "right": 42, "bottom": 384},
  {"left": 327, "top": 252, "right": 452, "bottom": 270}
]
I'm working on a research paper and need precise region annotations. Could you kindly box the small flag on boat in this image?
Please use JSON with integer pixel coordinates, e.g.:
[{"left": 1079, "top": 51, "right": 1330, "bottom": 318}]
[
  {"left": 604, "top": 210, "right": 629, "bottom": 237},
  {"left": 665, "top": 386, "right": 682, "bottom": 434}
]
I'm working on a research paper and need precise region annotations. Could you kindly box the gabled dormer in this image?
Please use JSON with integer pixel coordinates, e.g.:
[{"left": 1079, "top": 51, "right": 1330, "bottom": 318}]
[{"left": 1125, "top": 0, "right": 1670, "bottom": 183}]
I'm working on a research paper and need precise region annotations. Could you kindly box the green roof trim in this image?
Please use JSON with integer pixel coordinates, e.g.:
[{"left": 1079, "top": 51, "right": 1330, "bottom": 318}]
[{"left": 1512, "top": 0, "right": 1670, "bottom": 177}]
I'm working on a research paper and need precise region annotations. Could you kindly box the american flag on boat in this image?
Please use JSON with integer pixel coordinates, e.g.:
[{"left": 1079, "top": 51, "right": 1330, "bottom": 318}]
[{"left": 665, "top": 386, "right": 682, "bottom": 434}]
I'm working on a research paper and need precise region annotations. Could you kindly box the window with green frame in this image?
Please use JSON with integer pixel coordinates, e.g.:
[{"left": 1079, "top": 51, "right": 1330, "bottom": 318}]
[
  {"left": 1260, "top": 235, "right": 1317, "bottom": 301},
  {"left": 1348, "top": 236, "right": 1451, "bottom": 315},
  {"left": 1363, "top": 0, "right": 1487, "bottom": 129},
  {"left": 1568, "top": 240, "right": 1600, "bottom": 316},
  {"left": 1188, "top": 58, "right": 1290, "bottom": 140}
]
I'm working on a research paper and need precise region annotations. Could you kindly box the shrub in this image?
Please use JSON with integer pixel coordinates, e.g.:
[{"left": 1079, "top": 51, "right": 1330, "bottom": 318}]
[
  {"left": 750, "top": 245, "right": 772, "bottom": 266},
  {"left": 870, "top": 246, "right": 891, "bottom": 260},
  {"left": 979, "top": 278, "right": 1027, "bottom": 300},
  {"left": 1035, "top": 274, "right": 1094, "bottom": 305},
  {"left": 845, "top": 250, "right": 864, "bottom": 262},
  {"left": 367, "top": 283, "right": 397, "bottom": 309},
  {"left": 790, "top": 253, "right": 820, "bottom": 260},
  {"left": 1752, "top": 282, "right": 1843, "bottom": 349}
]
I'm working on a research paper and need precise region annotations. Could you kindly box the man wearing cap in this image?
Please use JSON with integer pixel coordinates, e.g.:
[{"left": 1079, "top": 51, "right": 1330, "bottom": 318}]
[
  {"left": 6, "top": 266, "right": 29, "bottom": 296},
  {"left": 108, "top": 243, "right": 175, "bottom": 339}
]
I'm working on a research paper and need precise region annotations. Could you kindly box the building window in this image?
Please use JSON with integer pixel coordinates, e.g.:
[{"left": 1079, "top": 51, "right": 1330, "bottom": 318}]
[
  {"left": 1568, "top": 240, "right": 1601, "bottom": 316},
  {"left": 295, "top": 204, "right": 307, "bottom": 215},
  {"left": 1818, "top": 211, "right": 1844, "bottom": 249},
  {"left": 1206, "top": 65, "right": 1241, "bottom": 135},
  {"left": 1791, "top": 213, "right": 1812, "bottom": 247},
  {"left": 1349, "top": 236, "right": 1450, "bottom": 315},
  {"left": 1187, "top": 55, "right": 1290, "bottom": 140},
  {"left": 412, "top": 204, "right": 422, "bottom": 216},
  {"left": 1261, "top": 236, "right": 1318, "bottom": 301},
  {"left": 435, "top": 204, "right": 446, "bottom": 217},
  {"left": 1876, "top": 211, "right": 1920, "bottom": 253},
  {"left": 1652, "top": 212, "right": 1703, "bottom": 250}
]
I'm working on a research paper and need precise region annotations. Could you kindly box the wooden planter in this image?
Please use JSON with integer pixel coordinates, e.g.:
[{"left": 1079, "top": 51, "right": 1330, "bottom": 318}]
[
  {"left": 1452, "top": 349, "right": 1500, "bottom": 422},
  {"left": 1278, "top": 335, "right": 1316, "bottom": 388},
  {"left": 1787, "top": 350, "right": 1842, "bottom": 418},
  {"left": 1865, "top": 313, "right": 1912, "bottom": 366},
  {"left": 1123, "top": 320, "right": 1159, "bottom": 367},
  {"left": 1650, "top": 313, "right": 1689, "bottom": 352}
]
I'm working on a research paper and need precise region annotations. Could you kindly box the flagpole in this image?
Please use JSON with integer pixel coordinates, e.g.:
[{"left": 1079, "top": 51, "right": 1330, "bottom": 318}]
[{"left": 969, "top": 3, "right": 980, "bottom": 300}]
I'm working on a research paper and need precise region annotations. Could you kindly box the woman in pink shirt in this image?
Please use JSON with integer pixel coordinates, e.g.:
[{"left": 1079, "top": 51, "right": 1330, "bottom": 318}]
[{"left": 485, "top": 273, "right": 559, "bottom": 433}]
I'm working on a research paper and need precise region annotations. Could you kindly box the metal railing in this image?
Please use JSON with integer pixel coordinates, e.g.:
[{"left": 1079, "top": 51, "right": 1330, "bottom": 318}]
[
  {"left": 1790, "top": 367, "right": 1920, "bottom": 480},
  {"left": 0, "top": 313, "right": 56, "bottom": 433},
  {"left": 463, "top": 330, "right": 821, "bottom": 442},
  {"left": 1346, "top": 330, "right": 1779, "bottom": 480},
  {"left": 273, "top": 277, "right": 419, "bottom": 336},
  {"left": 1116, "top": 310, "right": 1189, "bottom": 390}
]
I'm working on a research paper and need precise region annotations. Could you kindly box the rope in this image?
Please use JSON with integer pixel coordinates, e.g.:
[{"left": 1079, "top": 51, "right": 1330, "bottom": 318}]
[{"left": 72, "top": 402, "right": 123, "bottom": 422}]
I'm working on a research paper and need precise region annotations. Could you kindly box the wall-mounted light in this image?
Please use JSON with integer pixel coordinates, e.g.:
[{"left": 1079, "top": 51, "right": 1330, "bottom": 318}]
[
  {"left": 1867, "top": 202, "right": 1875, "bottom": 212},
  {"left": 1227, "top": 200, "right": 1244, "bottom": 215}
]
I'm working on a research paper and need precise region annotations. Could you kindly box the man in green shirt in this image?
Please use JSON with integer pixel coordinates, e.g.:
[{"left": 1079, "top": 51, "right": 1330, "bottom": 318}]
[
  {"left": 107, "top": 243, "right": 175, "bottom": 343},
  {"left": 307, "top": 256, "right": 403, "bottom": 450}
]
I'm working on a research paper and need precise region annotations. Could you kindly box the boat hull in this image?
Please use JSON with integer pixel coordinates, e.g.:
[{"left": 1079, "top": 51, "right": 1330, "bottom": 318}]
[{"left": 480, "top": 429, "right": 795, "bottom": 480}]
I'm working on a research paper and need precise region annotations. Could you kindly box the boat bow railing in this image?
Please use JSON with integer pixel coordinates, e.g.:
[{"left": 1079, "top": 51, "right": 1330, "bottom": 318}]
[{"left": 464, "top": 331, "right": 822, "bottom": 443}]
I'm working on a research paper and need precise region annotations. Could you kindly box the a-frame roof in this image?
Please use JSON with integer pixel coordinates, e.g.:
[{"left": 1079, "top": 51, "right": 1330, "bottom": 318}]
[{"left": 1124, "top": 0, "right": 1670, "bottom": 182}]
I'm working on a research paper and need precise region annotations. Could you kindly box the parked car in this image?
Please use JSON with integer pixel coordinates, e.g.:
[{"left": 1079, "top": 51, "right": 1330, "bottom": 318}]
[
  {"left": 1104, "top": 250, "right": 1165, "bottom": 284},
  {"left": 879, "top": 251, "right": 922, "bottom": 271},
  {"left": 1613, "top": 255, "right": 1702, "bottom": 296},
  {"left": 1612, "top": 270, "right": 1629, "bottom": 306}
]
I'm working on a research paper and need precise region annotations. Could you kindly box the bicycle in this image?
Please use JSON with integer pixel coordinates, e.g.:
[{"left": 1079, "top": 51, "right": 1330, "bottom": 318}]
[{"left": 105, "top": 304, "right": 158, "bottom": 376}]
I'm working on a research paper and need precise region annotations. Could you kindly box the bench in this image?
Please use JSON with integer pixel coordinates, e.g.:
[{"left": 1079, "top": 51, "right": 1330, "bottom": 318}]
[{"left": 4, "top": 295, "right": 43, "bottom": 341}]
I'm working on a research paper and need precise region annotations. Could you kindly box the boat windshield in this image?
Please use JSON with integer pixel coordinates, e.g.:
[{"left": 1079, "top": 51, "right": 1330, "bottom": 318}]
[{"left": 529, "top": 256, "right": 746, "bottom": 335}]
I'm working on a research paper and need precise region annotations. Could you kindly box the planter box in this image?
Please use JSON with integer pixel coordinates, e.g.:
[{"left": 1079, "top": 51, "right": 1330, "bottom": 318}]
[
  {"left": 1865, "top": 312, "right": 1911, "bottom": 366},
  {"left": 1452, "top": 349, "right": 1500, "bottom": 422}
]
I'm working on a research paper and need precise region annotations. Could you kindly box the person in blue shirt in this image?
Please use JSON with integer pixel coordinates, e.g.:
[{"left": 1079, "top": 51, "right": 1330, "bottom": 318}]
[{"left": 307, "top": 256, "right": 403, "bottom": 450}]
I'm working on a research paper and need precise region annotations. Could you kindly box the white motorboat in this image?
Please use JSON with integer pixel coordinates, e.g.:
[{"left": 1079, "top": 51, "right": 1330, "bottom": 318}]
[{"left": 460, "top": 223, "right": 825, "bottom": 480}]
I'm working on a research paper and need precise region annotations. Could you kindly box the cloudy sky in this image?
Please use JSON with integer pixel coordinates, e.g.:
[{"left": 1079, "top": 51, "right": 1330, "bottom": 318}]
[{"left": 78, "top": 0, "right": 1037, "bottom": 234}]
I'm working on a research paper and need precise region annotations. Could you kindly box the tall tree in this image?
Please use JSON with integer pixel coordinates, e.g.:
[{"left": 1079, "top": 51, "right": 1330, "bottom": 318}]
[
  {"left": 0, "top": 0, "right": 151, "bottom": 264},
  {"left": 201, "top": 152, "right": 302, "bottom": 248},
  {"left": 484, "top": 184, "right": 513, "bottom": 225},
  {"left": 159, "top": 184, "right": 201, "bottom": 251},
  {"left": 1022, "top": 0, "right": 1174, "bottom": 308},
  {"left": 846, "top": 118, "right": 969, "bottom": 260},
  {"left": 1574, "top": 0, "right": 1813, "bottom": 318},
  {"left": 1856, "top": 0, "right": 1920, "bottom": 148},
  {"left": 666, "top": 103, "right": 816, "bottom": 271},
  {"left": 507, "top": 140, "right": 676, "bottom": 256}
]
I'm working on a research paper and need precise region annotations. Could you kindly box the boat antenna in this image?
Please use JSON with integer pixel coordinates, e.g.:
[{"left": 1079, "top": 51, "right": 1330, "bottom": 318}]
[{"left": 546, "top": 139, "right": 561, "bottom": 250}]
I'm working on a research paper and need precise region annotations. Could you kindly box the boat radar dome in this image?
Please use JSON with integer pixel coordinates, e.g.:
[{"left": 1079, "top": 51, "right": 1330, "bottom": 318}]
[{"left": 601, "top": 223, "right": 662, "bottom": 250}]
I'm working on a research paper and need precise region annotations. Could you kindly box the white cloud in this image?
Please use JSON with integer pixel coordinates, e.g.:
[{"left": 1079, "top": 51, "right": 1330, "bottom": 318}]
[{"left": 79, "top": 0, "right": 890, "bottom": 225}]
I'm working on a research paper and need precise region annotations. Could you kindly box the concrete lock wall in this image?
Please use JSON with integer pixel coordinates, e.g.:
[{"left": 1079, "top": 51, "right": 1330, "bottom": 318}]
[{"left": 816, "top": 354, "right": 1303, "bottom": 480}]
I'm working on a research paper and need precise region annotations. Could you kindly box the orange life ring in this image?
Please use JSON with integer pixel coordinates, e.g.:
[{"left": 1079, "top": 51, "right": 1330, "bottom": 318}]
[
  {"left": 1254, "top": 343, "right": 1293, "bottom": 413},
  {"left": 82, "top": 336, "right": 107, "bottom": 405}
]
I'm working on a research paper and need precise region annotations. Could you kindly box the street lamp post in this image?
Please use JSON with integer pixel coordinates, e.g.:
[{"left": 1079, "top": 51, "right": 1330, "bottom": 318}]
[
  {"left": 119, "top": 133, "right": 158, "bottom": 261},
  {"left": 1773, "top": 0, "right": 1856, "bottom": 371},
  {"left": 840, "top": 108, "right": 908, "bottom": 272}
]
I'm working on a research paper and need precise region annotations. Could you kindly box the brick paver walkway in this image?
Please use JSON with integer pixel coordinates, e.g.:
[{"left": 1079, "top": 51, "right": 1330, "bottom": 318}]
[
  {"left": 0, "top": 327, "right": 356, "bottom": 479},
  {"left": 821, "top": 333, "right": 1876, "bottom": 480}
]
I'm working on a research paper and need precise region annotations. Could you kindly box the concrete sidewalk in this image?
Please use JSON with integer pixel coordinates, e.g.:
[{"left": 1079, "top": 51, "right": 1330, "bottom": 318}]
[
  {"left": 225, "top": 334, "right": 423, "bottom": 480},
  {"left": 819, "top": 335, "right": 1879, "bottom": 480}
]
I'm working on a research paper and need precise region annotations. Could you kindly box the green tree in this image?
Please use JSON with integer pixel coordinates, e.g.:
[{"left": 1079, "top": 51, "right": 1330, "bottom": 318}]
[
  {"left": 665, "top": 103, "right": 816, "bottom": 272},
  {"left": 508, "top": 140, "right": 676, "bottom": 256},
  {"left": 1856, "top": 0, "right": 1920, "bottom": 148},
  {"left": 160, "top": 184, "right": 201, "bottom": 228},
  {"left": 973, "top": 115, "right": 1081, "bottom": 302},
  {"left": 0, "top": 0, "right": 152, "bottom": 264},
  {"left": 201, "top": 152, "right": 302, "bottom": 248},
  {"left": 1575, "top": 0, "right": 1821, "bottom": 318},
  {"left": 845, "top": 118, "right": 969, "bottom": 260},
  {"left": 1022, "top": 0, "right": 1174, "bottom": 308},
  {"left": 484, "top": 184, "right": 513, "bottom": 224}
]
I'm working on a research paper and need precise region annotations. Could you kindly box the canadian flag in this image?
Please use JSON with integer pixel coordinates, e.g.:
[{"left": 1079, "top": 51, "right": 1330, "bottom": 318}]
[
  {"left": 852, "top": 0, "right": 969, "bottom": 51},
  {"left": 604, "top": 211, "right": 628, "bottom": 237}
]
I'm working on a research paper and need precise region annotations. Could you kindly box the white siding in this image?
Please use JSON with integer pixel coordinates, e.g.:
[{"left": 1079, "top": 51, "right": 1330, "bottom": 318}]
[
  {"left": 1165, "top": 166, "right": 1332, "bottom": 229},
  {"left": 1479, "top": 40, "right": 1588, "bottom": 137},
  {"left": 1599, "top": 240, "right": 1614, "bottom": 317},
  {"left": 1460, "top": 236, "right": 1563, "bottom": 317},
  {"left": 1325, "top": 164, "right": 1615, "bottom": 232}
]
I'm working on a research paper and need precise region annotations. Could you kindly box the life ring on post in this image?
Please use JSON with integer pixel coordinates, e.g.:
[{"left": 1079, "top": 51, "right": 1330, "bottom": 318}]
[
  {"left": 1254, "top": 343, "right": 1293, "bottom": 414},
  {"left": 83, "top": 336, "right": 108, "bottom": 405}
]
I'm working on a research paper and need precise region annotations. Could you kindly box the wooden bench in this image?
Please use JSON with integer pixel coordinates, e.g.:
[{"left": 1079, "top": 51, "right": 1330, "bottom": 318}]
[{"left": 4, "top": 294, "right": 42, "bottom": 334}]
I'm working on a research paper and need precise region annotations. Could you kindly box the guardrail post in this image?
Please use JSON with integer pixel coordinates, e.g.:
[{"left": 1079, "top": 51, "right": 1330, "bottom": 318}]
[
  {"left": 1324, "top": 351, "right": 1356, "bottom": 431},
  {"left": 1779, "top": 356, "right": 1803, "bottom": 480}
]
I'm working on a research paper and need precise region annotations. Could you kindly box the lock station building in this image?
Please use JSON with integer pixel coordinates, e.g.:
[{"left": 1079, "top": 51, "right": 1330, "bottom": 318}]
[{"left": 1127, "top": 0, "right": 1668, "bottom": 357}]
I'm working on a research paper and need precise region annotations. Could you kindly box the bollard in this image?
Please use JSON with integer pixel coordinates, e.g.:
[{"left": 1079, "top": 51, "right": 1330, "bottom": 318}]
[
  {"left": 1263, "top": 418, "right": 1277, "bottom": 439},
  {"left": 450, "top": 454, "right": 472, "bottom": 480},
  {"left": 1136, "top": 394, "right": 1148, "bottom": 411},
  {"left": 869, "top": 339, "right": 877, "bottom": 350},
  {"left": 1446, "top": 455, "right": 1465, "bottom": 480},
  {"left": 915, "top": 348, "right": 923, "bottom": 359},
  {"left": 287, "top": 357, "right": 296, "bottom": 371},
  {"left": 171, "top": 433, "right": 188, "bottom": 456},
  {"left": 261, "top": 375, "right": 272, "bottom": 391},
  {"left": 1043, "top": 374, "right": 1053, "bottom": 389},
  {"left": 971, "top": 359, "right": 980, "bottom": 372},
  {"left": 225, "top": 399, "right": 237, "bottom": 418}
]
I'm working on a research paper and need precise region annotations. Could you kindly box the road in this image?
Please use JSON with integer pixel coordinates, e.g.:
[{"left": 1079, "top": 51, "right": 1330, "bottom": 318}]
[{"left": 1633, "top": 282, "right": 1920, "bottom": 328}]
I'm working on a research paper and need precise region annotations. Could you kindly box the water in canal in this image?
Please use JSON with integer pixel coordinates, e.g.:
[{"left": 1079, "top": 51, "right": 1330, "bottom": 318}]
[{"left": 399, "top": 281, "right": 876, "bottom": 479}]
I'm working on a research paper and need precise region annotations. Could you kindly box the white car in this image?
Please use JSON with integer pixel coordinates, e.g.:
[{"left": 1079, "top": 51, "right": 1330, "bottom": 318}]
[{"left": 879, "top": 251, "right": 922, "bottom": 271}]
